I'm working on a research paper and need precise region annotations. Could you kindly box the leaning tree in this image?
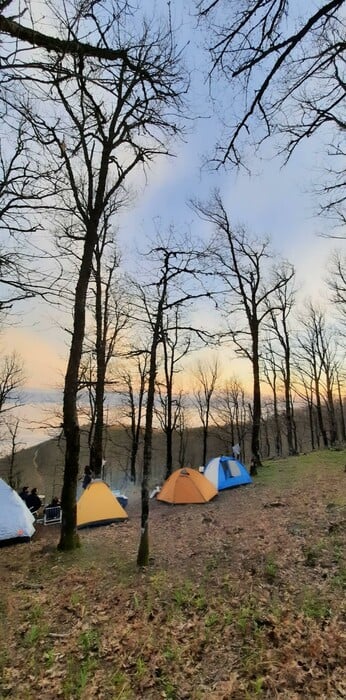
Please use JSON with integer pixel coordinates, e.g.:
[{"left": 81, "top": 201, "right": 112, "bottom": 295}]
[{"left": 0, "top": 0, "right": 188, "bottom": 550}]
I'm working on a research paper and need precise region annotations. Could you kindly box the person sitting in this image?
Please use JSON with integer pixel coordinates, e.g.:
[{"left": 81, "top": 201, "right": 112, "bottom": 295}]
[
  {"left": 47, "top": 496, "right": 61, "bottom": 508},
  {"left": 82, "top": 465, "right": 93, "bottom": 489},
  {"left": 19, "top": 486, "right": 29, "bottom": 503},
  {"left": 26, "top": 488, "right": 42, "bottom": 515}
]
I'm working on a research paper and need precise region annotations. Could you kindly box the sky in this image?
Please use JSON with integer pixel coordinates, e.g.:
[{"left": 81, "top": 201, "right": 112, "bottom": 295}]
[{"left": 1, "top": 0, "right": 344, "bottom": 449}]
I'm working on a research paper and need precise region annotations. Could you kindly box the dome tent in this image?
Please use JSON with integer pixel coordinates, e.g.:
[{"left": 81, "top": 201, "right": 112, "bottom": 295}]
[
  {"left": 77, "top": 479, "right": 128, "bottom": 528},
  {"left": 0, "top": 478, "right": 35, "bottom": 546},
  {"left": 203, "top": 455, "right": 252, "bottom": 491},
  {"left": 156, "top": 467, "right": 218, "bottom": 505}
]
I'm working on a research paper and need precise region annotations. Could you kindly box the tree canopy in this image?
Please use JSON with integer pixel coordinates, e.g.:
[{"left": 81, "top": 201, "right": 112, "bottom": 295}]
[{"left": 197, "top": 0, "right": 346, "bottom": 232}]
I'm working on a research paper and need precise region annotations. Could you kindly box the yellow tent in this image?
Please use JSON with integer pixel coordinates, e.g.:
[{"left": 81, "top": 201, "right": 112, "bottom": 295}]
[
  {"left": 156, "top": 468, "right": 218, "bottom": 505},
  {"left": 77, "top": 480, "right": 128, "bottom": 528}
]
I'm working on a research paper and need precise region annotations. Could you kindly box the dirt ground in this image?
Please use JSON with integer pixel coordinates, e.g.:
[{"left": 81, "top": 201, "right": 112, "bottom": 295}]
[{"left": 0, "top": 457, "right": 345, "bottom": 699}]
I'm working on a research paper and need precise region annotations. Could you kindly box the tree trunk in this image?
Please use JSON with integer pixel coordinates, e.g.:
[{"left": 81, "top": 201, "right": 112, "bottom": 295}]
[
  {"left": 165, "top": 425, "right": 173, "bottom": 480},
  {"left": 306, "top": 395, "right": 315, "bottom": 450},
  {"left": 291, "top": 398, "right": 298, "bottom": 454},
  {"left": 130, "top": 436, "right": 138, "bottom": 483},
  {"left": 89, "top": 249, "right": 106, "bottom": 477},
  {"left": 272, "top": 385, "right": 282, "bottom": 457},
  {"left": 315, "top": 382, "right": 328, "bottom": 447},
  {"left": 58, "top": 228, "right": 96, "bottom": 551},
  {"left": 261, "top": 414, "right": 271, "bottom": 458},
  {"left": 284, "top": 364, "right": 296, "bottom": 455},
  {"left": 337, "top": 377, "right": 346, "bottom": 442},
  {"left": 251, "top": 332, "right": 261, "bottom": 472},
  {"left": 165, "top": 376, "right": 173, "bottom": 479},
  {"left": 137, "top": 348, "right": 155, "bottom": 566},
  {"left": 178, "top": 426, "right": 188, "bottom": 468},
  {"left": 129, "top": 366, "right": 146, "bottom": 483},
  {"left": 92, "top": 372, "right": 105, "bottom": 477},
  {"left": 129, "top": 391, "right": 139, "bottom": 483},
  {"left": 326, "top": 381, "right": 338, "bottom": 446},
  {"left": 202, "top": 422, "right": 208, "bottom": 466},
  {"left": 137, "top": 305, "right": 163, "bottom": 566}
]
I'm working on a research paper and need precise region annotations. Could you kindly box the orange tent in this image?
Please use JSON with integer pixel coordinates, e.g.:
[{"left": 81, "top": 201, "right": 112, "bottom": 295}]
[{"left": 156, "top": 468, "right": 218, "bottom": 505}]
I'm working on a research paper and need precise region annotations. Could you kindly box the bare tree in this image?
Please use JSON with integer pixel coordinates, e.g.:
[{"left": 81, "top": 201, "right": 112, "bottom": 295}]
[
  {"left": 155, "top": 307, "right": 192, "bottom": 479},
  {"left": 118, "top": 354, "right": 149, "bottom": 484},
  {"left": 265, "top": 271, "right": 297, "bottom": 455},
  {"left": 0, "top": 352, "right": 24, "bottom": 415},
  {"left": 3, "top": 417, "right": 23, "bottom": 489},
  {"left": 0, "top": 352, "right": 25, "bottom": 485},
  {"left": 335, "top": 369, "right": 346, "bottom": 442},
  {"left": 0, "top": 1, "right": 154, "bottom": 64},
  {"left": 193, "top": 358, "right": 219, "bottom": 466},
  {"left": 197, "top": 0, "right": 346, "bottom": 232},
  {"left": 293, "top": 369, "right": 317, "bottom": 452},
  {"left": 0, "top": 116, "right": 61, "bottom": 312},
  {"left": 86, "top": 241, "right": 129, "bottom": 477},
  {"left": 296, "top": 303, "right": 339, "bottom": 447},
  {"left": 175, "top": 391, "right": 189, "bottom": 469},
  {"left": 262, "top": 343, "right": 283, "bottom": 458},
  {"left": 194, "top": 192, "right": 295, "bottom": 472},
  {"left": 134, "top": 237, "right": 212, "bottom": 566},
  {"left": 328, "top": 251, "right": 346, "bottom": 326},
  {"left": 213, "top": 378, "right": 249, "bottom": 461}
]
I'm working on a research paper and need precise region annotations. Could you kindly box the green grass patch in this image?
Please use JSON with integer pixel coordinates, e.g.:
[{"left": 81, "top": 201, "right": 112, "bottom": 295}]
[
  {"left": 331, "top": 567, "right": 346, "bottom": 590},
  {"left": 302, "top": 541, "right": 324, "bottom": 568},
  {"left": 63, "top": 657, "right": 99, "bottom": 699},
  {"left": 264, "top": 553, "right": 279, "bottom": 582},
  {"left": 259, "top": 449, "right": 346, "bottom": 492},
  {"left": 78, "top": 627, "right": 100, "bottom": 654},
  {"left": 171, "top": 580, "right": 207, "bottom": 612},
  {"left": 300, "top": 589, "right": 331, "bottom": 620}
]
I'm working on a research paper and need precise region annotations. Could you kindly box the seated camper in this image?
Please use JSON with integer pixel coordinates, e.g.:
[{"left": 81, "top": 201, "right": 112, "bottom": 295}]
[{"left": 26, "top": 488, "right": 42, "bottom": 516}]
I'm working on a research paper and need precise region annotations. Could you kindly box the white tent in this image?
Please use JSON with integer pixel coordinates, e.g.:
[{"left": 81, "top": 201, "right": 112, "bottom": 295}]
[{"left": 0, "top": 478, "right": 35, "bottom": 546}]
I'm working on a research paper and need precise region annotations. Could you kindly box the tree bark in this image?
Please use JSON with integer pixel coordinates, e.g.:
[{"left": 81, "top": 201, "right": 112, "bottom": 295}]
[
  {"left": 337, "top": 376, "right": 346, "bottom": 442},
  {"left": 58, "top": 227, "right": 97, "bottom": 551},
  {"left": 251, "top": 328, "right": 261, "bottom": 472},
  {"left": 137, "top": 301, "right": 164, "bottom": 566},
  {"left": 0, "top": 14, "right": 134, "bottom": 64},
  {"left": 90, "top": 253, "right": 106, "bottom": 477}
]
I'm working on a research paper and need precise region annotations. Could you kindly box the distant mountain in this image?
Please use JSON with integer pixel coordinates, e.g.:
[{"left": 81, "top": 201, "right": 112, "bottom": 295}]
[{"left": 0, "top": 423, "right": 229, "bottom": 500}]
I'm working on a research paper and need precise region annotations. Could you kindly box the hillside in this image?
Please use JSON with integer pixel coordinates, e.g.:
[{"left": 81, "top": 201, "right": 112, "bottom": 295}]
[
  {"left": 1, "top": 415, "right": 345, "bottom": 504},
  {"left": 0, "top": 450, "right": 345, "bottom": 699},
  {"left": 0, "top": 423, "right": 250, "bottom": 500}
]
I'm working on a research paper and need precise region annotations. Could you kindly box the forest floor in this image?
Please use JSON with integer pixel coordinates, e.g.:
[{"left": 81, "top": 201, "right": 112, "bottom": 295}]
[{"left": 0, "top": 450, "right": 346, "bottom": 699}]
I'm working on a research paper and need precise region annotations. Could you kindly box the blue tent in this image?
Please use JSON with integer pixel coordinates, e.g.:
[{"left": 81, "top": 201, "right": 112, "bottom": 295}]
[{"left": 203, "top": 455, "right": 252, "bottom": 491}]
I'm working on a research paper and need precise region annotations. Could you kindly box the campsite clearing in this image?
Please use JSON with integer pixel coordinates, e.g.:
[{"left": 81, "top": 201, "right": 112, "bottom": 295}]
[{"left": 0, "top": 450, "right": 345, "bottom": 699}]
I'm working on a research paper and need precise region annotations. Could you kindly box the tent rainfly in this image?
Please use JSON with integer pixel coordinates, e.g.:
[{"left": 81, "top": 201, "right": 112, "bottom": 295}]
[
  {"left": 203, "top": 455, "right": 252, "bottom": 491},
  {"left": 0, "top": 478, "right": 35, "bottom": 546},
  {"left": 156, "top": 467, "right": 218, "bottom": 504},
  {"left": 77, "top": 479, "right": 128, "bottom": 528}
]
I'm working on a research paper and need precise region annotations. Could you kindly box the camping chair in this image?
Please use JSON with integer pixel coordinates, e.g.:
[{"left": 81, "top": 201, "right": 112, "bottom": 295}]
[{"left": 43, "top": 506, "right": 62, "bottom": 525}]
